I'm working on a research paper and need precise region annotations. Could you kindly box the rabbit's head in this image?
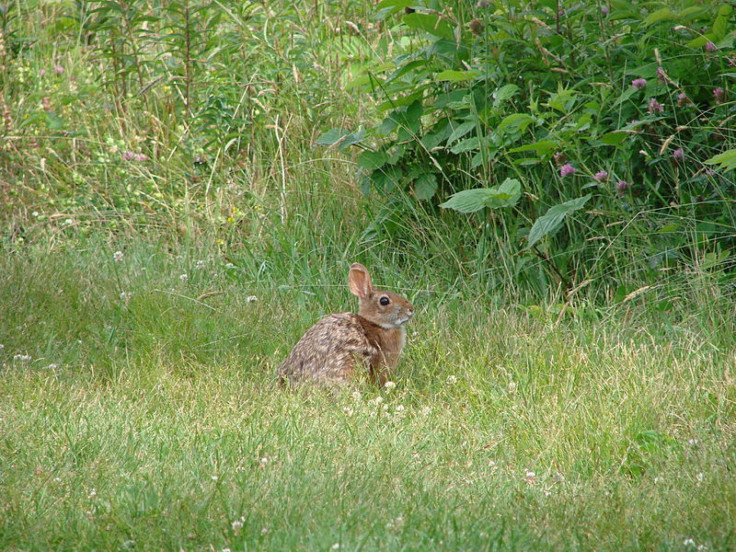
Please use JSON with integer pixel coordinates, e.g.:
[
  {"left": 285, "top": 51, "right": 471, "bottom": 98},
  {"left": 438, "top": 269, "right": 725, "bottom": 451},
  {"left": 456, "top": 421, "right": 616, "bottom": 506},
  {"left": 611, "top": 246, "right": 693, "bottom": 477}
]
[{"left": 349, "top": 263, "right": 414, "bottom": 329}]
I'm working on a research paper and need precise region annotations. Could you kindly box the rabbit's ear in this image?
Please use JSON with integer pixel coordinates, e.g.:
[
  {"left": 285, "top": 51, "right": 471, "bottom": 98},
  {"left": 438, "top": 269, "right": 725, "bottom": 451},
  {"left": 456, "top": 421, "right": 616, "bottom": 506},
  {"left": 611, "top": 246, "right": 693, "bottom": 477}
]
[{"left": 348, "top": 263, "right": 373, "bottom": 299}]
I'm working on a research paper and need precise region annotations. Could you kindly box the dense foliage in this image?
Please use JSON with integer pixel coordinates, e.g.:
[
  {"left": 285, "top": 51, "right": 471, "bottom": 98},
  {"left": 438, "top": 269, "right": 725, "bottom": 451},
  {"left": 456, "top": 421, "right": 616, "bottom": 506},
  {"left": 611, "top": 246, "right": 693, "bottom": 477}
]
[{"left": 322, "top": 0, "right": 736, "bottom": 297}]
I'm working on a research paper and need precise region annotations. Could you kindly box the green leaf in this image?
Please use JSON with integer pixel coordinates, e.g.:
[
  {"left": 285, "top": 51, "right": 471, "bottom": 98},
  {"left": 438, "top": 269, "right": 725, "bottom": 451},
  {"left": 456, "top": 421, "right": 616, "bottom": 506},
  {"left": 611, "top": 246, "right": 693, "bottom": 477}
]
[
  {"left": 414, "top": 173, "right": 438, "bottom": 201},
  {"left": 493, "top": 84, "right": 520, "bottom": 109},
  {"left": 450, "top": 137, "right": 481, "bottom": 154},
  {"left": 315, "top": 128, "right": 365, "bottom": 150},
  {"left": 643, "top": 8, "right": 675, "bottom": 26},
  {"left": 509, "top": 139, "right": 558, "bottom": 155},
  {"left": 527, "top": 195, "right": 592, "bottom": 249},
  {"left": 448, "top": 121, "right": 476, "bottom": 144},
  {"left": 358, "top": 151, "right": 389, "bottom": 171},
  {"left": 435, "top": 70, "right": 478, "bottom": 82},
  {"left": 497, "top": 113, "right": 533, "bottom": 135},
  {"left": 600, "top": 131, "right": 628, "bottom": 146},
  {"left": 439, "top": 178, "right": 521, "bottom": 213},
  {"left": 705, "top": 149, "right": 736, "bottom": 172},
  {"left": 403, "top": 13, "right": 455, "bottom": 40}
]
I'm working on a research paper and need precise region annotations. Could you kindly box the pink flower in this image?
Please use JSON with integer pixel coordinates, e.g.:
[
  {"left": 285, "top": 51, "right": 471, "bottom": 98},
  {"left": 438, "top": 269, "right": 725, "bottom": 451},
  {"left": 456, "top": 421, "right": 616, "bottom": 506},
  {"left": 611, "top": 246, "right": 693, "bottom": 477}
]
[
  {"left": 648, "top": 98, "right": 663, "bottom": 114},
  {"left": 705, "top": 42, "right": 717, "bottom": 53},
  {"left": 632, "top": 78, "right": 647, "bottom": 91},
  {"left": 616, "top": 180, "right": 631, "bottom": 194},
  {"left": 133, "top": 153, "right": 148, "bottom": 162},
  {"left": 594, "top": 170, "right": 609, "bottom": 182},
  {"left": 672, "top": 148, "right": 684, "bottom": 162},
  {"left": 53, "top": 65, "right": 64, "bottom": 75},
  {"left": 677, "top": 93, "right": 691, "bottom": 107},
  {"left": 39, "top": 69, "right": 46, "bottom": 77},
  {"left": 560, "top": 163, "right": 576, "bottom": 177},
  {"left": 714, "top": 87, "right": 725, "bottom": 104},
  {"left": 601, "top": 6, "right": 609, "bottom": 15},
  {"left": 122, "top": 151, "right": 135, "bottom": 161}
]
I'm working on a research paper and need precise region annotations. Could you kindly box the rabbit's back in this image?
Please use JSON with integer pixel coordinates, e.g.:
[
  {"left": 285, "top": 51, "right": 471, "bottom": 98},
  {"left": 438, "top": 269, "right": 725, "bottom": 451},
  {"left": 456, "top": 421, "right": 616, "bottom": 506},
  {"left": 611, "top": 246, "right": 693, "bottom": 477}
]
[{"left": 277, "top": 313, "right": 377, "bottom": 384}]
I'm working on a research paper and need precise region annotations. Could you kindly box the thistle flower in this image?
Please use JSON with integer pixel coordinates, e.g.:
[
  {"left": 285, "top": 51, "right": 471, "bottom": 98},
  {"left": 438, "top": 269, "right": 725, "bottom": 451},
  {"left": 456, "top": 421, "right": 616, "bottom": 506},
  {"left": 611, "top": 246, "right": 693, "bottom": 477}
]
[
  {"left": 631, "top": 78, "right": 647, "bottom": 91},
  {"left": 560, "top": 163, "right": 576, "bottom": 177}
]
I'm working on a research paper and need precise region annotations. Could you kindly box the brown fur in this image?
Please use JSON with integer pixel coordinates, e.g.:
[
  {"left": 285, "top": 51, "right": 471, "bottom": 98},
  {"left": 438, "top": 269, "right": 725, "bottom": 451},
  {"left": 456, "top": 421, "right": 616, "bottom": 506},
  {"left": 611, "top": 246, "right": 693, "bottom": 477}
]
[{"left": 277, "top": 263, "right": 413, "bottom": 386}]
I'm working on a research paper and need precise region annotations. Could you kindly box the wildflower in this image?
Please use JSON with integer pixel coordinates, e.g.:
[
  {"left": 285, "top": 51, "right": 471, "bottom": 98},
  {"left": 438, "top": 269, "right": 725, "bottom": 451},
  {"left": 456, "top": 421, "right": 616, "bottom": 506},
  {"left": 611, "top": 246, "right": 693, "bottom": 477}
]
[
  {"left": 352, "top": 390, "right": 362, "bottom": 401},
  {"left": 648, "top": 97, "right": 663, "bottom": 113},
  {"left": 113, "top": 251, "right": 124, "bottom": 262},
  {"left": 63, "top": 218, "right": 73, "bottom": 226},
  {"left": 224, "top": 262, "right": 236, "bottom": 269},
  {"left": 508, "top": 381, "right": 517, "bottom": 393},
  {"left": 47, "top": 363, "right": 59, "bottom": 369},
  {"left": 384, "top": 381, "right": 396, "bottom": 392},
  {"left": 672, "top": 148, "right": 684, "bottom": 162},
  {"left": 259, "top": 457, "right": 269, "bottom": 465},
  {"left": 41, "top": 97, "right": 52, "bottom": 112},
  {"left": 210, "top": 475, "right": 219, "bottom": 481},
  {"left": 133, "top": 153, "right": 148, "bottom": 162},
  {"left": 560, "top": 163, "right": 576, "bottom": 177},
  {"left": 713, "top": 87, "right": 725, "bottom": 104},
  {"left": 677, "top": 92, "right": 691, "bottom": 106},
  {"left": 246, "top": 295, "right": 259, "bottom": 303},
  {"left": 231, "top": 519, "right": 244, "bottom": 533},
  {"left": 179, "top": 273, "right": 188, "bottom": 282},
  {"left": 446, "top": 375, "right": 458, "bottom": 385},
  {"left": 631, "top": 78, "right": 647, "bottom": 91},
  {"left": 705, "top": 42, "right": 717, "bottom": 53},
  {"left": 13, "top": 354, "right": 32, "bottom": 362},
  {"left": 260, "top": 527, "right": 270, "bottom": 535},
  {"left": 122, "top": 151, "right": 135, "bottom": 161},
  {"left": 120, "top": 291, "right": 133, "bottom": 303},
  {"left": 343, "top": 406, "right": 354, "bottom": 416},
  {"left": 0, "top": 344, "right": 4, "bottom": 350},
  {"left": 476, "top": 0, "right": 489, "bottom": 6},
  {"left": 593, "top": 170, "right": 609, "bottom": 182},
  {"left": 53, "top": 65, "right": 64, "bottom": 75},
  {"left": 688, "top": 438, "right": 699, "bottom": 446},
  {"left": 330, "top": 544, "right": 341, "bottom": 551},
  {"left": 683, "top": 539, "right": 696, "bottom": 547},
  {"left": 468, "top": 19, "right": 484, "bottom": 36},
  {"left": 601, "top": 6, "right": 609, "bottom": 15},
  {"left": 616, "top": 180, "right": 631, "bottom": 194},
  {"left": 195, "top": 260, "right": 206, "bottom": 270},
  {"left": 39, "top": 69, "right": 46, "bottom": 77},
  {"left": 525, "top": 470, "right": 537, "bottom": 485}
]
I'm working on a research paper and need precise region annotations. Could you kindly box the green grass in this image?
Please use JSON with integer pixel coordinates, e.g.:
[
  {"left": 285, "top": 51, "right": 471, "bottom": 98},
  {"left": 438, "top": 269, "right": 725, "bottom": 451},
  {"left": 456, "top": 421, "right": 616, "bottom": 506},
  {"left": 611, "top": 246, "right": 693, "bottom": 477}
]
[
  {"left": 1, "top": 237, "right": 735, "bottom": 551},
  {"left": 1, "top": 0, "right": 735, "bottom": 549}
]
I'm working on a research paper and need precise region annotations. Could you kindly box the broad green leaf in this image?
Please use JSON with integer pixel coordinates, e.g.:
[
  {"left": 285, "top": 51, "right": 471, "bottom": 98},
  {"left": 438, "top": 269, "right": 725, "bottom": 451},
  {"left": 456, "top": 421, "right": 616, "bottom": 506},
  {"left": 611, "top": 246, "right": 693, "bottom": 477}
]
[
  {"left": 510, "top": 139, "right": 558, "bottom": 155},
  {"left": 497, "top": 113, "right": 533, "bottom": 135},
  {"left": 493, "top": 84, "right": 520, "bottom": 109},
  {"left": 439, "top": 178, "right": 521, "bottom": 213},
  {"left": 448, "top": 120, "right": 476, "bottom": 144},
  {"left": 705, "top": 149, "right": 736, "bottom": 172},
  {"left": 403, "top": 13, "right": 455, "bottom": 40},
  {"left": 450, "top": 137, "right": 481, "bottom": 154},
  {"left": 414, "top": 173, "right": 438, "bottom": 201},
  {"left": 435, "top": 70, "right": 478, "bottom": 82},
  {"left": 315, "top": 128, "right": 365, "bottom": 150},
  {"left": 600, "top": 131, "right": 628, "bottom": 146},
  {"left": 358, "top": 151, "right": 389, "bottom": 171},
  {"left": 644, "top": 8, "right": 675, "bottom": 26},
  {"left": 527, "top": 195, "right": 592, "bottom": 249}
]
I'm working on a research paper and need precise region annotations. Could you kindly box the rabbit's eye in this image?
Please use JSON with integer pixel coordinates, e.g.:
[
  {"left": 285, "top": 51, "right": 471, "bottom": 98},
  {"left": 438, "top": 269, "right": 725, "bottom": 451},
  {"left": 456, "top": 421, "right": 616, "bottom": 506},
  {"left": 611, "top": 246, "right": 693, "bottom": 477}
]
[{"left": 379, "top": 296, "right": 390, "bottom": 306}]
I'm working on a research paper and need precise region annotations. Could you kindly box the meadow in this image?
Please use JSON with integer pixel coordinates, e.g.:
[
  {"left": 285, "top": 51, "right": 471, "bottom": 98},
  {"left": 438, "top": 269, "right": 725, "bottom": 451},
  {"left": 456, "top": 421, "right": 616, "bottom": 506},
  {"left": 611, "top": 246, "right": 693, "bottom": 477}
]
[{"left": 1, "top": 1, "right": 735, "bottom": 550}]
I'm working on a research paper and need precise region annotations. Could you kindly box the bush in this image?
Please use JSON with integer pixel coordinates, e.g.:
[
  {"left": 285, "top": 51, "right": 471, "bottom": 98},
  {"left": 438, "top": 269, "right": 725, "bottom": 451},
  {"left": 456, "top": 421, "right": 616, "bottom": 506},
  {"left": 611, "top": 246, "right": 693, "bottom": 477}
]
[{"left": 321, "top": 0, "right": 736, "bottom": 297}]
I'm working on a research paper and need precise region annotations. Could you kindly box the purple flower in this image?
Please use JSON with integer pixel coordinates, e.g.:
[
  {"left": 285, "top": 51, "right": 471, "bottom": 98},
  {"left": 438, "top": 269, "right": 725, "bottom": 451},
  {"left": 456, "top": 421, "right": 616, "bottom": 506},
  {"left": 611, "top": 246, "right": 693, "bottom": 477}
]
[
  {"left": 122, "top": 151, "right": 135, "bottom": 161},
  {"left": 677, "top": 92, "right": 691, "bottom": 107},
  {"left": 133, "top": 153, "right": 148, "bottom": 162},
  {"left": 601, "top": 6, "right": 609, "bottom": 15},
  {"left": 594, "top": 170, "right": 609, "bottom": 182},
  {"left": 714, "top": 87, "right": 725, "bottom": 104},
  {"left": 616, "top": 180, "right": 631, "bottom": 194},
  {"left": 705, "top": 42, "right": 717, "bottom": 53},
  {"left": 632, "top": 78, "right": 647, "bottom": 91},
  {"left": 672, "top": 148, "right": 684, "bottom": 162},
  {"left": 648, "top": 97, "right": 664, "bottom": 114},
  {"left": 39, "top": 69, "right": 46, "bottom": 77},
  {"left": 560, "top": 163, "right": 576, "bottom": 177},
  {"left": 53, "top": 65, "right": 64, "bottom": 75}
]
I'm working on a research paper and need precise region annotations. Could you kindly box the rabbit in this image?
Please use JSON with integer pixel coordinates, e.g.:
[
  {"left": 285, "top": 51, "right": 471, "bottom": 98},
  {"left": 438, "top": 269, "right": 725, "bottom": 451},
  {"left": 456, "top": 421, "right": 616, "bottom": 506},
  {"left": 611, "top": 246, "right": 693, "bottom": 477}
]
[{"left": 277, "top": 263, "right": 414, "bottom": 386}]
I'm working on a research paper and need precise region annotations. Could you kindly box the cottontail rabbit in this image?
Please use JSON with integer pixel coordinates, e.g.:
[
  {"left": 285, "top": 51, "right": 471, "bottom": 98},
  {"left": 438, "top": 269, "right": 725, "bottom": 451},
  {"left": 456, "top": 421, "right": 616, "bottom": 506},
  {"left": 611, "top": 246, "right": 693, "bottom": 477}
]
[{"left": 277, "top": 263, "right": 414, "bottom": 386}]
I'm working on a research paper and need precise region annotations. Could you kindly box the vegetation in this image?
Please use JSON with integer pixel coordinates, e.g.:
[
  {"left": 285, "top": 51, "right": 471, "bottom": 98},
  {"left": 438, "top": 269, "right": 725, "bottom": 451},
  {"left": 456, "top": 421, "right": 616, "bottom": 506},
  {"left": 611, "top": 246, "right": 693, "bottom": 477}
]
[{"left": 1, "top": 0, "right": 734, "bottom": 550}]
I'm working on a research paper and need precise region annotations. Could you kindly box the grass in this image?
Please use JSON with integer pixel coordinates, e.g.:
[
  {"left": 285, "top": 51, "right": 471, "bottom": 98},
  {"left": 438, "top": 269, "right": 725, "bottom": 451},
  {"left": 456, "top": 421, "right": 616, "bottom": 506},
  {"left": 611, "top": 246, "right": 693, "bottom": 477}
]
[
  {"left": 2, "top": 0, "right": 736, "bottom": 549},
  {"left": 1, "top": 237, "right": 735, "bottom": 551}
]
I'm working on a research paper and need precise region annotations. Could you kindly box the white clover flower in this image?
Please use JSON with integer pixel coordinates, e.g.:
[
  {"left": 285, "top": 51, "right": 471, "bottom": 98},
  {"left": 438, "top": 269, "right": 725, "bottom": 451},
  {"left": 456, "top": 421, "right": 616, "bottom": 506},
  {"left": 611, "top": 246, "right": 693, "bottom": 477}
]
[
  {"left": 225, "top": 262, "right": 236, "bottom": 269},
  {"left": 420, "top": 406, "right": 431, "bottom": 416},
  {"left": 260, "top": 456, "right": 269, "bottom": 465},
  {"left": 195, "top": 260, "right": 206, "bottom": 270},
  {"left": 330, "top": 544, "right": 340, "bottom": 551},
  {"left": 246, "top": 295, "right": 259, "bottom": 303},
  {"left": 120, "top": 292, "right": 133, "bottom": 303},
  {"left": 47, "top": 363, "right": 59, "bottom": 369},
  {"left": 508, "top": 381, "right": 517, "bottom": 393},
  {"left": 63, "top": 218, "right": 74, "bottom": 226},
  {"left": 0, "top": 344, "right": 4, "bottom": 350},
  {"left": 683, "top": 539, "right": 696, "bottom": 547},
  {"left": 179, "top": 273, "right": 188, "bottom": 281},
  {"left": 113, "top": 251, "right": 124, "bottom": 262},
  {"left": 384, "top": 381, "right": 396, "bottom": 392},
  {"left": 352, "top": 390, "right": 362, "bottom": 401},
  {"left": 231, "top": 519, "right": 244, "bottom": 532},
  {"left": 211, "top": 475, "right": 219, "bottom": 481},
  {"left": 446, "top": 375, "right": 458, "bottom": 385},
  {"left": 343, "top": 407, "right": 354, "bottom": 416}
]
